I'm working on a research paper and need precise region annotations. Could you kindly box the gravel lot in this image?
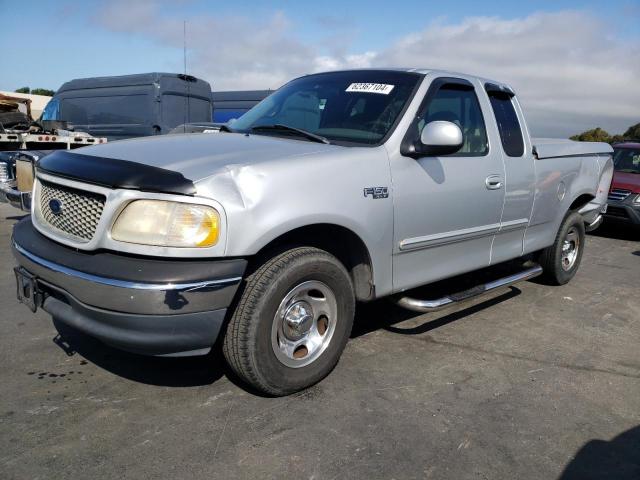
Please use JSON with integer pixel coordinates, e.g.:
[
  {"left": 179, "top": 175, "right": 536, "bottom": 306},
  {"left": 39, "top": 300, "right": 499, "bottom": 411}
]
[{"left": 1, "top": 201, "right": 638, "bottom": 480}]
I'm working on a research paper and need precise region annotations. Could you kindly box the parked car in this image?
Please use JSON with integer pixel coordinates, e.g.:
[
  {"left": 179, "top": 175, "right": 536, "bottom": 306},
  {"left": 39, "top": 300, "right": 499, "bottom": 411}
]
[
  {"left": 41, "top": 73, "right": 213, "bottom": 141},
  {"left": 603, "top": 142, "right": 640, "bottom": 226},
  {"left": 11, "top": 68, "right": 613, "bottom": 396}
]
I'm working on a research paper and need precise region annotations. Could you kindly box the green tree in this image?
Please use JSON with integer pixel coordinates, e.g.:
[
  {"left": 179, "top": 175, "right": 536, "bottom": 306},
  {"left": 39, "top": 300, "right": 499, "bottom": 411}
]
[
  {"left": 622, "top": 122, "right": 640, "bottom": 140},
  {"left": 571, "top": 122, "right": 640, "bottom": 144},
  {"left": 13, "top": 87, "right": 54, "bottom": 96},
  {"left": 30, "top": 88, "right": 54, "bottom": 96},
  {"left": 570, "top": 127, "right": 611, "bottom": 143}
]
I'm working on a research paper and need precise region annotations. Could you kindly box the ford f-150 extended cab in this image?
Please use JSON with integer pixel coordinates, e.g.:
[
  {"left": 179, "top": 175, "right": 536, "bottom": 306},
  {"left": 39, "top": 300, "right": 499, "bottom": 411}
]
[{"left": 11, "top": 69, "right": 613, "bottom": 395}]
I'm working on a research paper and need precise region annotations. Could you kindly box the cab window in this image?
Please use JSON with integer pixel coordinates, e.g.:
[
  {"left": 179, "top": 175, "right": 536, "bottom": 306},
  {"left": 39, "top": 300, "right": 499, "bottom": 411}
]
[
  {"left": 417, "top": 84, "right": 489, "bottom": 156},
  {"left": 486, "top": 89, "right": 525, "bottom": 157}
]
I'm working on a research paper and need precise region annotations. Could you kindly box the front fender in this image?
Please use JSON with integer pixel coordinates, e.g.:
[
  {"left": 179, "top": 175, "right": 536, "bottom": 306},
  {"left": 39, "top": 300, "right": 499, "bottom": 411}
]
[{"left": 195, "top": 145, "right": 396, "bottom": 296}]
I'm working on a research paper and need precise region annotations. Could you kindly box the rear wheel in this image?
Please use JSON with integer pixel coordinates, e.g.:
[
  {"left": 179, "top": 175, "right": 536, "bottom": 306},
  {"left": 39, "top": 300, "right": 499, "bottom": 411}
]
[
  {"left": 222, "top": 247, "right": 355, "bottom": 396},
  {"left": 538, "top": 211, "right": 585, "bottom": 285}
]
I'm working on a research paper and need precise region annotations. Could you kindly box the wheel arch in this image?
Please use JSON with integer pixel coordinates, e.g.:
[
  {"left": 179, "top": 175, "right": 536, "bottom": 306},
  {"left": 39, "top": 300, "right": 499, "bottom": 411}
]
[
  {"left": 249, "top": 223, "right": 376, "bottom": 301},
  {"left": 569, "top": 192, "right": 595, "bottom": 212}
]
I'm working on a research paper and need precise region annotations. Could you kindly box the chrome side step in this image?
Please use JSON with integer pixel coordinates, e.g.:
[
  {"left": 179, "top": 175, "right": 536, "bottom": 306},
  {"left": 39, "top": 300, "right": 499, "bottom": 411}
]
[{"left": 394, "top": 264, "right": 543, "bottom": 313}]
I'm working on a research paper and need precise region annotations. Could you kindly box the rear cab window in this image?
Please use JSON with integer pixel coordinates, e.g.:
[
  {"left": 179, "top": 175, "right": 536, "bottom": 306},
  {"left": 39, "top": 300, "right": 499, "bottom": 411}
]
[{"left": 485, "top": 83, "right": 525, "bottom": 157}]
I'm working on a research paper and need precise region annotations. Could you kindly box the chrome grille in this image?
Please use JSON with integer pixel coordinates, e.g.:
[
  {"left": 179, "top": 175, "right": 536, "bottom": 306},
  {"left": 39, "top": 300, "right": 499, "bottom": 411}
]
[
  {"left": 608, "top": 188, "right": 631, "bottom": 203},
  {"left": 38, "top": 180, "right": 106, "bottom": 241}
]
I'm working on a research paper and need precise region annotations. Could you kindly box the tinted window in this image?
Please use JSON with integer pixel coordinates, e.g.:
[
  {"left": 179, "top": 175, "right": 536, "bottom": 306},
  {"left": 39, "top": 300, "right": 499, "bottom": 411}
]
[
  {"left": 488, "top": 92, "right": 524, "bottom": 157},
  {"left": 61, "top": 95, "right": 150, "bottom": 125},
  {"left": 231, "top": 70, "right": 421, "bottom": 146},
  {"left": 417, "top": 85, "right": 488, "bottom": 155},
  {"left": 41, "top": 98, "right": 60, "bottom": 120}
]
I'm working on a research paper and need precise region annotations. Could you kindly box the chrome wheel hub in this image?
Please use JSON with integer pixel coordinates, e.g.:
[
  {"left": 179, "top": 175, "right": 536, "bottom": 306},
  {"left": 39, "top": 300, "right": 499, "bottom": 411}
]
[
  {"left": 282, "top": 301, "right": 314, "bottom": 340},
  {"left": 271, "top": 280, "right": 338, "bottom": 368},
  {"left": 561, "top": 227, "right": 580, "bottom": 271}
]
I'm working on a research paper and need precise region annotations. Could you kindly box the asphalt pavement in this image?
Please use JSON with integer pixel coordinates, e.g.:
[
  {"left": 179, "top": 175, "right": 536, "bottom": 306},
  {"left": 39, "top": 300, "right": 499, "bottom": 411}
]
[{"left": 1, "top": 202, "right": 638, "bottom": 479}]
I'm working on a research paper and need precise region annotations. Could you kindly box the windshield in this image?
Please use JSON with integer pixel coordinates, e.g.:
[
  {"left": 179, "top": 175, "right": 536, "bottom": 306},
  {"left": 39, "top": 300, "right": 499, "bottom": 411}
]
[
  {"left": 613, "top": 147, "right": 640, "bottom": 173},
  {"left": 41, "top": 97, "right": 60, "bottom": 121},
  {"left": 230, "top": 70, "right": 422, "bottom": 146}
]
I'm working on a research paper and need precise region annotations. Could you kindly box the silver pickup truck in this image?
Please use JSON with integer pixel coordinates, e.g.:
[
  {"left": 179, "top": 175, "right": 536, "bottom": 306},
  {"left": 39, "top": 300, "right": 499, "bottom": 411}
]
[{"left": 11, "top": 69, "right": 613, "bottom": 395}]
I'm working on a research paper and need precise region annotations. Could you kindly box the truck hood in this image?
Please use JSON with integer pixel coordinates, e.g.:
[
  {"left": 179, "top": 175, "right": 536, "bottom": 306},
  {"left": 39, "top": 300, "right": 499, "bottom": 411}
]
[
  {"left": 74, "top": 132, "right": 335, "bottom": 182},
  {"left": 611, "top": 171, "right": 640, "bottom": 193}
]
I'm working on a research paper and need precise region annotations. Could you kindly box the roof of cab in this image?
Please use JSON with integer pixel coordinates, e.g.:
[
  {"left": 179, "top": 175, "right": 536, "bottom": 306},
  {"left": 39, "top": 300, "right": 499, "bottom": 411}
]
[{"left": 298, "top": 68, "right": 516, "bottom": 96}]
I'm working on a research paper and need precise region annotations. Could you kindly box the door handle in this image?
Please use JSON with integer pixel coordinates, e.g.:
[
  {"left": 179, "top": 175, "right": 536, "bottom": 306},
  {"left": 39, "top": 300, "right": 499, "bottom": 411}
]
[{"left": 485, "top": 175, "right": 503, "bottom": 190}]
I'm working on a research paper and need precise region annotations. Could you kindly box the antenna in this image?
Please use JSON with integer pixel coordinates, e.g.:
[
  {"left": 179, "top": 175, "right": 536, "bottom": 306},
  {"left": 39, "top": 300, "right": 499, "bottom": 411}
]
[{"left": 183, "top": 20, "right": 190, "bottom": 132}]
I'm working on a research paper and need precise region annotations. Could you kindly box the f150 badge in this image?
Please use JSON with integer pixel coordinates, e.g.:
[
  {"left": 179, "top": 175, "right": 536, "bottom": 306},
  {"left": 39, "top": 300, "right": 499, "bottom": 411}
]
[{"left": 363, "top": 187, "right": 389, "bottom": 199}]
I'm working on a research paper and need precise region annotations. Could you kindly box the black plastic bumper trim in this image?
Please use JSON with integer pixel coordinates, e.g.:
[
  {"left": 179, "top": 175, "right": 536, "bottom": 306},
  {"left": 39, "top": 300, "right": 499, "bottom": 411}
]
[
  {"left": 43, "top": 292, "right": 226, "bottom": 357},
  {"left": 14, "top": 242, "right": 241, "bottom": 291}
]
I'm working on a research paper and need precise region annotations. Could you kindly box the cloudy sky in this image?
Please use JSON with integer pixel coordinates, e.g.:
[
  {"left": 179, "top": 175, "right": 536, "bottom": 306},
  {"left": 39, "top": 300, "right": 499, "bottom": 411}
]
[{"left": 1, "top": 0, "right": 638, "bottom": 137}]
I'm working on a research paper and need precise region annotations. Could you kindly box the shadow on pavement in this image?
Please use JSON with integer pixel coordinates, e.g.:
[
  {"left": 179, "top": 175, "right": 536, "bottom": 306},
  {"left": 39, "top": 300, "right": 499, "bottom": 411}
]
[
  {"left": 52, "top": 318, "right": 226, "bottom": 388},
  {"left": 589, "top": 222, "right": 639, "bottom": 242},
  {"left": 352, "top": 259, "right": 530, "bottom": 338},
  {"left": 5, "top": 214, "right": 28, "bottom": 222},
  {"left": 558, "top": 426, "right": 640, "bottom": 479},
  {"left": 352, "top": 287, "right": 520, "bottom": 339},
  {"left": 50, "top": 259, "right": 533, "bottom": 390}
]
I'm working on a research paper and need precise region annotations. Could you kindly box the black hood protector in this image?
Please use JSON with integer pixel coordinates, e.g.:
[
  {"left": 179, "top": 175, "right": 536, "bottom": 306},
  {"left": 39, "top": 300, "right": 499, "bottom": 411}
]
[{"left": 36, "top": 150, "right": 196, "bottom": 196}]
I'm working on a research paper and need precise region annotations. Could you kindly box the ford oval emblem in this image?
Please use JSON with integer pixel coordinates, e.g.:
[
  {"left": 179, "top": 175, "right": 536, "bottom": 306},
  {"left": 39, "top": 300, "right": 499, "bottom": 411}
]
[{"left": 49, "top": 198, "right": 64, "bottom": 215}]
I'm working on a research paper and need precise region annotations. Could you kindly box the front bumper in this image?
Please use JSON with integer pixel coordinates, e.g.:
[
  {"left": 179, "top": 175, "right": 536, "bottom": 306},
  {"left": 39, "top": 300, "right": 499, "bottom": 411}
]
[
  {"left": 604, "top": 198, "right": 640, "bottom": 225},
  {"left": 0, "top": 180, "right": 31, "bottom": 211},
  {"left": 12, "top": 218, "right": 247, "bottom": 356}
]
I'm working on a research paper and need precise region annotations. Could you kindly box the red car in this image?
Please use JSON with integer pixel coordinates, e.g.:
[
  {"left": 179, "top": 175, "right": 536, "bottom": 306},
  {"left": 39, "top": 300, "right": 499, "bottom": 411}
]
[{"left": 604, "top": 142, "right": 640, "bottom": 226}]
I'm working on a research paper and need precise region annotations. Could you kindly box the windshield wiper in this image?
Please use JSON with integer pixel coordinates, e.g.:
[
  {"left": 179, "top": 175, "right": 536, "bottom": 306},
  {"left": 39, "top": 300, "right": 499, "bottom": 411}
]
[
  {"left": 617, "top": 169, "right": 640, "bottom": 174},
  {"left": 250, "top": 124, "right": 330, "bottom": 144}
]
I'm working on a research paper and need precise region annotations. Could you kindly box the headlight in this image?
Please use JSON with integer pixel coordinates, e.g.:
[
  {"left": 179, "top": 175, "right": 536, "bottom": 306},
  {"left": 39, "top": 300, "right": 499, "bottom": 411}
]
[
  {"left": 634, "top": 194, "right": 640, "bottom": 205},
  {"left": 111, "top": 200, "right": 220, "bottom": 247}
]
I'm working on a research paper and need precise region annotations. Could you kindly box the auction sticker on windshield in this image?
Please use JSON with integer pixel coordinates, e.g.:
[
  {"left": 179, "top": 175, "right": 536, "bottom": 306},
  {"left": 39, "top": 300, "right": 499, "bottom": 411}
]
[{"left": 346, "top": 83, "right": 395, "bottom": 94}]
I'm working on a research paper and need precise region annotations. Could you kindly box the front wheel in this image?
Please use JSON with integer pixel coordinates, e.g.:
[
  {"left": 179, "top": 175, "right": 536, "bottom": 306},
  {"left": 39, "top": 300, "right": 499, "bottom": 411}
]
[
  {"left": 222, "top": 247, "right": 355, "bottom": 396},
  {"left": 538, "top": 211, "right": 586, "bottom": 285}
]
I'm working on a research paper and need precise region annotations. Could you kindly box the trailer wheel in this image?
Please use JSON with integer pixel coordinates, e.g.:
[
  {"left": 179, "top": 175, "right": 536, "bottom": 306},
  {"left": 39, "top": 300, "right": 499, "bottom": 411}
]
[{"left": 223, "top": 247, "right": 355, "bottom": 396}]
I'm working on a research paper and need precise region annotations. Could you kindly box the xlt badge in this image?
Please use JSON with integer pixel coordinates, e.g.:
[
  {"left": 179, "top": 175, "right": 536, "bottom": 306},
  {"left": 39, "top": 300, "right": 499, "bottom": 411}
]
[{"left": 363, "top": 187, "right": 389, "bottom": 199}]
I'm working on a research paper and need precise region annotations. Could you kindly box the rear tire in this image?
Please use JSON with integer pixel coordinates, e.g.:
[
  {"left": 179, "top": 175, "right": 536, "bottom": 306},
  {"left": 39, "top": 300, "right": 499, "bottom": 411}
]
[
  {"left": 538, "top": 211, "right": 585, "bottom": 285},
  {"left": 222, "top": 247, "right": 355, "bottom": 396}
]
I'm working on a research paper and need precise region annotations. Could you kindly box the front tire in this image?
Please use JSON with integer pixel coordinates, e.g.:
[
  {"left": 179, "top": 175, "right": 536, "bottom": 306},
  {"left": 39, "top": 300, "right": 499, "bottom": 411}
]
[
  {"left": 538, "top": 211, "right": 585, "bottom": 285},
  {"left": 222, "top": 247, "right": 355, "bottom": 396}
]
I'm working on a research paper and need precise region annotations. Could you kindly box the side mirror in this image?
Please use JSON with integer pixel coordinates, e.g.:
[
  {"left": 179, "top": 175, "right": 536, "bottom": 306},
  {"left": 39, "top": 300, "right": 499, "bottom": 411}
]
[{"left": 418, "top": 120, "right": 463, "bottom": 156}]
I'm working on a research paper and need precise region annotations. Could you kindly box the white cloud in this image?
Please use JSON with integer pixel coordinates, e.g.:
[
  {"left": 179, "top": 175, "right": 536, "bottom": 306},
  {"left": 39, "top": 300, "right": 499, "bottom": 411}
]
[{"left": 95, "top": 4, "right": 639, "bottom": 136}]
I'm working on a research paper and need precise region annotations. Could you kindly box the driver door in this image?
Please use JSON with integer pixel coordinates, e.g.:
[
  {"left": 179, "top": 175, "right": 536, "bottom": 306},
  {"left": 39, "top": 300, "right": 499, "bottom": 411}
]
[{"left": 391, "top": 77, "right": 506, "bottom": 291}]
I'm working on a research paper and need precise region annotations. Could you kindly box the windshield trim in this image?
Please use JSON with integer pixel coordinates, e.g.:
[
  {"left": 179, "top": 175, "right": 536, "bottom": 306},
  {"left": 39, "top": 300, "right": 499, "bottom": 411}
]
[{"left": 231, "top": 70, "right": 425, "bottom": 148}]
